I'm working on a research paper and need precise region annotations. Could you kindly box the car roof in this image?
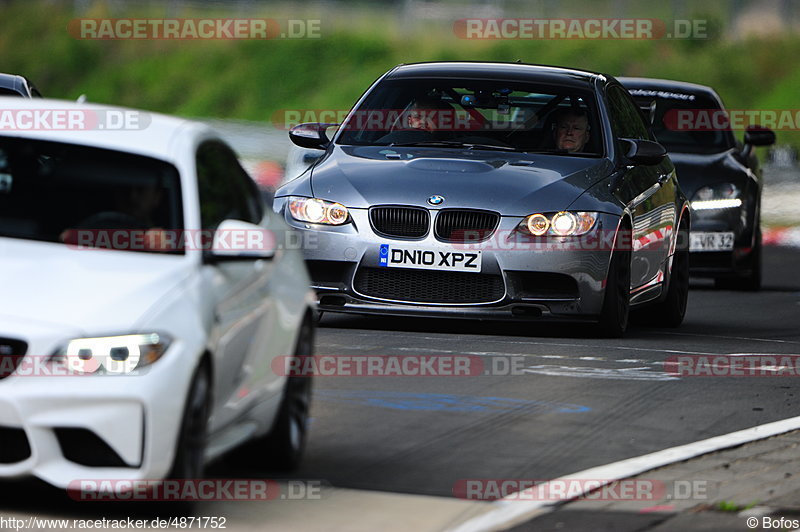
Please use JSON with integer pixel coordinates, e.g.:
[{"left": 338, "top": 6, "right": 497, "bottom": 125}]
[
  {"left": 617, "top": 76, "right": 721, "bottom": 98},
  {"left": 0, "top": 98, "right": 217, "bottom": 162},
  {"left": 386, "top": 61, "right": 607, "bottom": 89}
]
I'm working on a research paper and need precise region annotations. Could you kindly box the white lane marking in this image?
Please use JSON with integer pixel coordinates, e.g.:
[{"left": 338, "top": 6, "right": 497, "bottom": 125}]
[
  {"left": 523, "top": 365, "right": 679, "bottom": 382},
  {"left": 654, "top": 331, "right": 800, "bottom": 345},
  {"left": 578, "top": 356, "right": 605, "bottom": 361},
  {"left": 449, "top": 415, "right": 800, "bottom": 532},
  {"left": 395, "top": 345, "right": 722, "bottom": 358},
  {"left": 617, "top": 358, "right": 646, "bottom": 363}
]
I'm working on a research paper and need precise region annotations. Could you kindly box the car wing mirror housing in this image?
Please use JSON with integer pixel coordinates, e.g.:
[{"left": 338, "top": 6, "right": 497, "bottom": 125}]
[
  {"left": 289, "top": 122, "right": 337, "bottom": 150},
  {"left": 203, "top": 219, "right": 276, "bottom": 263},
  {"left": 744, "top": 125, "right": 776, "bottom": 147},
  {"left": 621, "top": 138, "right": 667, "bottom": 166}
]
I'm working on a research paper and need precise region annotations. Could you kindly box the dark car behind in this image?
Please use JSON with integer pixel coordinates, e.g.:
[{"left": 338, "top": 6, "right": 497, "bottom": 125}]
[{"left": 620, "top": 77, "right": 774, "bottom": 290}]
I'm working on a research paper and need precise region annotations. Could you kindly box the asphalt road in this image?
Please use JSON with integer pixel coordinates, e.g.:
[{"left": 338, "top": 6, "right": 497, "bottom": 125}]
[
  {"left": 1, "top": 246, "right": 798, "bottom": 529},
  {"left": 292, "top": 245, "right": 800, "bottom": 496}
]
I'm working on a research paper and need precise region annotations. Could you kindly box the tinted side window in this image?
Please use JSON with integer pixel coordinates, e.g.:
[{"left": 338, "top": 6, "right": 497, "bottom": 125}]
[
  {"left": 196, "top": 141, "right": 263, "bottom": 230},
  {"left": 607, "top": 86, "right": 649, "bottom": 141}
]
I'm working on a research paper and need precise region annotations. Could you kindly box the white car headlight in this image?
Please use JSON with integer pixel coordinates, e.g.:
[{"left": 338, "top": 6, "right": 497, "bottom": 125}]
[
  {"left": 519, "top": 211, "right": 598, "bottom": 237},
  {"left": 288, "top": 196, "right": 349, "bottom": 225},
  {"left": 50, "top": 333, "right": 171, "bottom": 375},
  {"left": 692, "top": 183, "right": 742, "bottom": 210}
]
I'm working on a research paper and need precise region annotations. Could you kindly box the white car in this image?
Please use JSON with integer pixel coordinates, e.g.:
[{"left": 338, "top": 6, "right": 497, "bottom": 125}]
[{"left": 0, "top": 99, "right": 316, "bottom": 489}]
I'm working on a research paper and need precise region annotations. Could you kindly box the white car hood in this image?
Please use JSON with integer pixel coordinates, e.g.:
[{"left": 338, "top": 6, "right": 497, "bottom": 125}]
[{"left": 0, "top": 238, "right": 192, "bottom": 335}]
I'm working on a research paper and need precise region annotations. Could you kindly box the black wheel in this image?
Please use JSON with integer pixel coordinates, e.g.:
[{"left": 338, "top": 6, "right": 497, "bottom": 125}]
[
  {"left": 642, "top": 221, "right": 689, "bottom": 327},
  {"left": 741, "top": 229, "right": 763, "bottom": 291},
  {"left": 169, "top": 363, "right": 211, "bottom": 479},
  {"left": 715, "top": 227, "right": 762, "bottom": 292},
  {"left": 597, "top": 231, "right": 631, "bottom": 338},
  {"left": 235, "top": 316, "right": 314, "bottom": 471}
]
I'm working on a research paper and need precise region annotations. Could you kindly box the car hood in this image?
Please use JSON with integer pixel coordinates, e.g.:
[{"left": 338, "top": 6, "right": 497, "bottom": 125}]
[
  {"left": 0, "top": 238, "right": 192, "bottom": 334},
  {"left": 668, "top": 149, "right": 750, "bottom": 198},
  {"left": 308, "top": 146, "right": 614, "bottom": 216}
]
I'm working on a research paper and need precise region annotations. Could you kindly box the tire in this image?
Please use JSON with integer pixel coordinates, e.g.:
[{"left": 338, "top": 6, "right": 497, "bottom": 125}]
[
  {"left": 169, "top": 363, "right": 211, "bottom": 479},
  {"left": 236, "top": 316, "right": 314, "bottom": 471},
  {"left": 643, "top": 221, "right": 689, "bottom": 327},
  {"left": 597, "top": 229, "right": 632, "bottom": 338},
  {"left": 715, "top": 227, "right": 762, "bottom": 292},
  {"left": 741, "top": 229, "right": 763, "bottom": 291}
]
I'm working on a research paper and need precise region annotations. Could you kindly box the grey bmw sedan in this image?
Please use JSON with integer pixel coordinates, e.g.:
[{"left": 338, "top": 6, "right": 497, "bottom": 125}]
[{"left": 274, "top": 62, "right": 691, "bottom": 337}]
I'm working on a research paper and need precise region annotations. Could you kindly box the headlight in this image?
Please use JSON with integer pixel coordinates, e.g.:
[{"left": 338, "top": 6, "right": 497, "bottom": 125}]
[
  {"left": 691, "top": 183, "right": 742, "bottom": 210},
  {"left": 518, "top": 212, "right": 598, "bottom": 237},
  {"left": 49, "top": 333, "right": 171, "bottom": 375},
  {"left": 288, "top": 196, "right": 349, "bottom": 225}
]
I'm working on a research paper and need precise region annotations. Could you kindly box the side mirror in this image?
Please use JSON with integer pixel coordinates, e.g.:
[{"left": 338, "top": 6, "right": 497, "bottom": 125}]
[
  {"left": 621, "top": 138, "right": 667, "bottom": 166},
  {"left": 744, "top": 125, "right": 775, "bottom": 147},
  {"left": 203, "top": 219, "right": 276, "bottom": 263},
  {"left": 289, "top": 122, "right": 337, "bottom": 150}
]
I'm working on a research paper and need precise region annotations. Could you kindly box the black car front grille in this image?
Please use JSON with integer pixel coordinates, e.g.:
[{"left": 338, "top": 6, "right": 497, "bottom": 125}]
[
  {"left": 0, "top": 337, "right": 28, "bottom": 380},
  {"left": 370, "top": 206, "right": 429, "bottom": 238},
  {"left": 54, "top": 428, "right": 131, "bottom": 468},
  {"left": 505, "top": 271, "right": 580, "bottom": 299},
  {"left": 435, "top": 210, "right": 499, "bottom": 242},
  {"left": 0, "top": 427, "right": 31, "bottom": 463},
  {"left": 354, "top": 267, "right": 505, "bottom": 303}
]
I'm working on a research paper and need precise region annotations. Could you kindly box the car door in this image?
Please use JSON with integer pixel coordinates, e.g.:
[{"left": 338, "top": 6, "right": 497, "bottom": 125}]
[
  {"left": 606, "top": 85, "right": 675, "bottom": 291},
  {"left": 196, "top": 141, "right": 279, "bottom": 433}
]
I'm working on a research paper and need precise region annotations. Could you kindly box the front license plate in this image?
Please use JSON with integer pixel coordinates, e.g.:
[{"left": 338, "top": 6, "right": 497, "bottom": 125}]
[
  {"left": 378, "top": 244, "right": 482, "bottom": 273},
  {"left": 690, "top": 231, "right": 734, "bottom": 252}
]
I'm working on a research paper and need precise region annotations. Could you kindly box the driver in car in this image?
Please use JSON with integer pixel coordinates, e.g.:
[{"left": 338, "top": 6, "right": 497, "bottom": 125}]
[
  {"left": 61, "top": 181, "right": 170, "bottom": 251},
  {"left": 377, "top": 96, "right": 450, "bottom": 144},
  {"left": 554, "top": 109, "right": 590, "bottom": 152}
]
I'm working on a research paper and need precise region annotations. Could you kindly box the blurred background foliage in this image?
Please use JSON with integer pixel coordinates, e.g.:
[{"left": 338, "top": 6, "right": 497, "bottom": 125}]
[{"left": 2, "top": 0, "right": 800, "bottom": 149}]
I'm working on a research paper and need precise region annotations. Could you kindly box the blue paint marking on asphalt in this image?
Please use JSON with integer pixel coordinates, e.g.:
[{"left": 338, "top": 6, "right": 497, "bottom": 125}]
[{"left": 315, "top": 390, "right": 590, "bottom": 414}]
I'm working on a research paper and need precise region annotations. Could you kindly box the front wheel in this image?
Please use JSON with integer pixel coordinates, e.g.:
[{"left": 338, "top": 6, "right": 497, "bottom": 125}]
[
  {"left": 716, "top": 227, "right": 762, "bottom": 292},
  {"left": 169, "top": 363, "right": 211, "bottom": 479},
  {"left": 644, "top": 221, "right": 690, "bottom": 327},
  {"left": 596, "top": 233, "right": 631, "bottom": 338},
  {"left": 235, "top": 316, "right": 314, "bottom": 471}
]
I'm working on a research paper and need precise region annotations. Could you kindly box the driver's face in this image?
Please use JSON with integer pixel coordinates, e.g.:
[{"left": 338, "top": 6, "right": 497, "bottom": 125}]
[
  {"left": 406, "top": 108, "right": 435, "bottom": 131},
  {"left": 555, "top": 115, "right": 590, "bottom": 152}
]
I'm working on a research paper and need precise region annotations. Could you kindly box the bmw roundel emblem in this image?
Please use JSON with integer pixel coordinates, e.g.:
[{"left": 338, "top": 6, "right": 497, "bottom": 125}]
[{"left": 427, "top": 195, "right": 445, "bottom": 206}]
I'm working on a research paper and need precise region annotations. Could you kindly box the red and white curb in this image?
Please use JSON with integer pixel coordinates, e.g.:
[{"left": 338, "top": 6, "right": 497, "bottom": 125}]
[{"left": 763, "top": 226, "right": 800, "bottom": 248}]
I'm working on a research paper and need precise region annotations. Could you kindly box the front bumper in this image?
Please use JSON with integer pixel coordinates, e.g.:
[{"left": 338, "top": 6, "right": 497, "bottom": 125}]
[
  {"left": 279, "top": 204, "right": 621, "bottom": 320},
  {"left": 0, "top": 334, "right": 196, "bottom": 489}
]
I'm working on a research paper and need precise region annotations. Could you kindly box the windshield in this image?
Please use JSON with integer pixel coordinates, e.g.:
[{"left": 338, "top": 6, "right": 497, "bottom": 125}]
[
  {"left": 0, "top": 137, "right": 184, "bottom": 253},
  {"left": 629, "top": 90, "right": 736, "bottom": 154},
  {"left": 335, "top": 78, "right": 603, "bottom": 156}
]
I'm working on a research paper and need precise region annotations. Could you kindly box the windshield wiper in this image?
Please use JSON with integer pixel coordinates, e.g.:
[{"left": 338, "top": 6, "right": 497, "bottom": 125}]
[
  {"left": 388, "top": 140, "right": 519, "bottom": 151},
  {"left": 524, "top": 149, "right": 598, "bottom": 157}
]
